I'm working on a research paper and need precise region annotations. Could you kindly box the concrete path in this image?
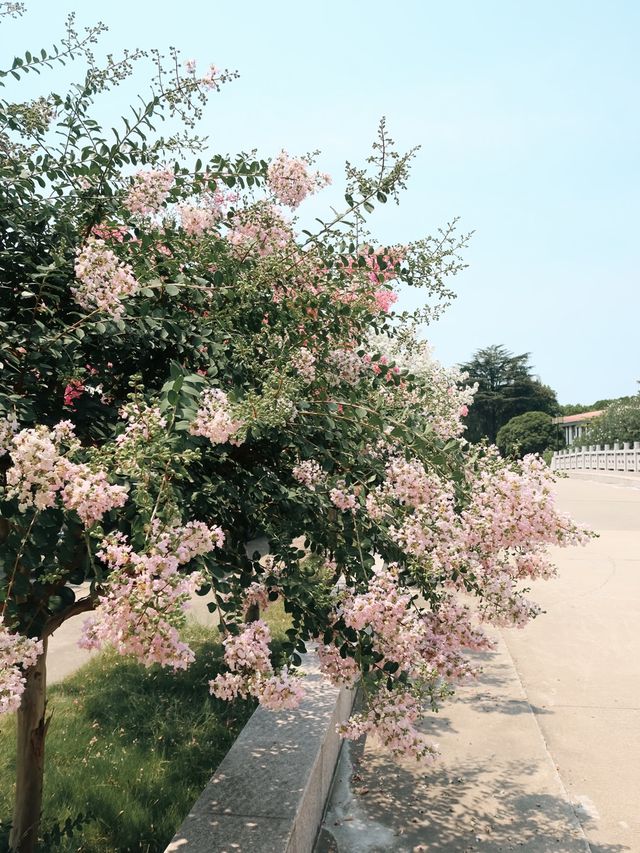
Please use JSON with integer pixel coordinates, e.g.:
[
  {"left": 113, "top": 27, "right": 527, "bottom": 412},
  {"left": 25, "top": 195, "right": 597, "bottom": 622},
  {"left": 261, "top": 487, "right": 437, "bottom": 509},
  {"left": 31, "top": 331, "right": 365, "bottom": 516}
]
[
  {"left": 504, "top": 477, "right": 640, "bottom": 852},
  {"left": 317, "top": 476, "right": 639, "bottom": 852}
]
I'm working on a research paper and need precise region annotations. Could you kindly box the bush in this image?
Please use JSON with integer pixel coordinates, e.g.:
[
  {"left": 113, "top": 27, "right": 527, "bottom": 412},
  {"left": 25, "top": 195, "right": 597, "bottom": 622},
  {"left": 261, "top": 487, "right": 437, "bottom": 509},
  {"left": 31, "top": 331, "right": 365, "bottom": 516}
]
[{"left": 497, "top": 411, "right": 563, "bottom": 459}]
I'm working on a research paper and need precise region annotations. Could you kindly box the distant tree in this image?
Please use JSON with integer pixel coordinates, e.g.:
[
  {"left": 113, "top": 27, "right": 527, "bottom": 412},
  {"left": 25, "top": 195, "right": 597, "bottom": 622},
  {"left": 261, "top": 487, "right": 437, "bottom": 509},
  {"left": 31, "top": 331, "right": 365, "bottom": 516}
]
[
  {"left": 558, "top": 403, "right": 594, "bottom": 416},
  {"left": 497, "top": 411, "right": 564, "bottom": 459},
  {"left": 578, "top": 397, "right": 640, "bottom": 446},
  {"left": 459, "top": 345, "right": 559, "bottom": 443},
  {"left": 559, "top": 396, "right": 636, "bottom": 416},
  {"left": 592, "top": 395, "right": 637, "bottom": 410},
  {"left": 558, "top": 394, "right": 637, "bottom": 416}
]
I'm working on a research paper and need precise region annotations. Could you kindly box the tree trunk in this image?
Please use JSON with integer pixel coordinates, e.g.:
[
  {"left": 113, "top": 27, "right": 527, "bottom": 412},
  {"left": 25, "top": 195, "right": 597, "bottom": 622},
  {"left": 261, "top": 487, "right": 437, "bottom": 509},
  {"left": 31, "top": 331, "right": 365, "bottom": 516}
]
[{"left": 9, "top": 637, "right": 48, "bottom": 853}]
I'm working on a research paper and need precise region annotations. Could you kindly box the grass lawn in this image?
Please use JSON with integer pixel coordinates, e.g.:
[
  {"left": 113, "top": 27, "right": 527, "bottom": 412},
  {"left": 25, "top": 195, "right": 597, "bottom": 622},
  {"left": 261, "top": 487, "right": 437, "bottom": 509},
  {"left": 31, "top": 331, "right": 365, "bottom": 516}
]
[{"left": 0, "top": 608, "right": 291, "bottom": 852}]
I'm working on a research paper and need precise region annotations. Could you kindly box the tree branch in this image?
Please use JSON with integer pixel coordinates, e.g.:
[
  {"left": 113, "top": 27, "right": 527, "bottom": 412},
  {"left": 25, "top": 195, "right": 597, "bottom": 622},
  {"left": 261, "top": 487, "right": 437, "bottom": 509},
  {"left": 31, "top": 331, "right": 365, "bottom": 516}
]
[{"left": 42, "top": 595, "right": 96, "bottom": 638}]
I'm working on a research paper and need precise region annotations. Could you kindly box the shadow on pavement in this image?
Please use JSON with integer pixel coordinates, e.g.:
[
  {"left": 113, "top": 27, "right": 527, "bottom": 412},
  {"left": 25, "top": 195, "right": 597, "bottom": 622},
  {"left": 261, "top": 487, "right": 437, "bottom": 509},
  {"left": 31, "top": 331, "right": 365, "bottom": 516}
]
[{"left": 316, "top": 736, "right": 628, "bottom": 853}]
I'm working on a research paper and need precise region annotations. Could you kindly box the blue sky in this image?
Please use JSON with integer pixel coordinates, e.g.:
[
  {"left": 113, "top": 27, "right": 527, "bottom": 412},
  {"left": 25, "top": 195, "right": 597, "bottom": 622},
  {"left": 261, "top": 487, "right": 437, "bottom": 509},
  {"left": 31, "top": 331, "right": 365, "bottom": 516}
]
[{"left": 5, "top": 1, "right": 639, "bottom": 403}]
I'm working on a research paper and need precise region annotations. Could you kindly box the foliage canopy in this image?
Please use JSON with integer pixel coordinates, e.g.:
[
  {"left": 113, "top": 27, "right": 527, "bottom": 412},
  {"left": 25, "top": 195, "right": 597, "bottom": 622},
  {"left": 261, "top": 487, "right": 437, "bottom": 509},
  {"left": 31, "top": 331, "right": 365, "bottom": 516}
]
[{"left": 496, "top": 411, "right": 563, "bottom": 459}]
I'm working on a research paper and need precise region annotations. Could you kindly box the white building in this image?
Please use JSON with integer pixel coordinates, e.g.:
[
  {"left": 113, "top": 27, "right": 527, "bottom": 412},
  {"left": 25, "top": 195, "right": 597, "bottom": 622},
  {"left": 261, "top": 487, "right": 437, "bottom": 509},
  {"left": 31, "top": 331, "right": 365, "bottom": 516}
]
[{"left": 552, "top": 411, "right": 602, "bottom": 446}]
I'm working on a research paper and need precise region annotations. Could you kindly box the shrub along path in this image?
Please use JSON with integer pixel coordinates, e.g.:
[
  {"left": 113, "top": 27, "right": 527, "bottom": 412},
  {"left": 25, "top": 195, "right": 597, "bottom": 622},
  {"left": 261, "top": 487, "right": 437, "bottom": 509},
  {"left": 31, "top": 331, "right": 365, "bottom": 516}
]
[{"left": 317, "top": 477, "right": 639, "bottom": 852}]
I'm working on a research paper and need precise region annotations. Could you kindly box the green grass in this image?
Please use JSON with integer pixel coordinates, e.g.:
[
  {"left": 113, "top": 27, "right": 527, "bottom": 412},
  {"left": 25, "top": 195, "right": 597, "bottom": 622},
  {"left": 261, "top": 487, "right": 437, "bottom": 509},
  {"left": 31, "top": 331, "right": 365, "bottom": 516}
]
[{"left": 0, "top": 608, "right": 291, "bottom": 852}]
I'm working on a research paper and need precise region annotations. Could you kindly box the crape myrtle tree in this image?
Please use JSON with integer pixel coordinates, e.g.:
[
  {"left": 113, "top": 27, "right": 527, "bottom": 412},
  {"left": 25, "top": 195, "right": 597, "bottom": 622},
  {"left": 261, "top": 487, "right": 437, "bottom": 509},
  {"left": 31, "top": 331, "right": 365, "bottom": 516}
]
[
  {"left": 459, "top": 345, "right": 559, "bottom": 444},
  {"left": 0, "top": 7, "right": 590, "bottom": 851},
  {"left": 575, "top": 395, "right": 640, "bottom": 447}
]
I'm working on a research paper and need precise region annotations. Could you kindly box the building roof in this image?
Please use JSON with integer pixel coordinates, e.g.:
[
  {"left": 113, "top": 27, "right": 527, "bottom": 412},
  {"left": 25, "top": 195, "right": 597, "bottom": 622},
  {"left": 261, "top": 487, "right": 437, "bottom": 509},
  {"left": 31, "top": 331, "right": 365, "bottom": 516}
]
[{"left": 552, "top": 410, "right": 603, "bottom": 425}]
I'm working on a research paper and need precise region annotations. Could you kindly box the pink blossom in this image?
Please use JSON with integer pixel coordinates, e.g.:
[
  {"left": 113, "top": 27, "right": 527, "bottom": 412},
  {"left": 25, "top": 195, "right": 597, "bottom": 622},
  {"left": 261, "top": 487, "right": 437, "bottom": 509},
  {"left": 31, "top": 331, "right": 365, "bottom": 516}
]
[
  {"left": 221, "top": 620, "right": 273, "bottom": 674},
  {"left": 80, "top": 526, "right": 218, "bottom": 669},
  {"left": 63, "top": 379, "right": 85, "bottom": 408},
  {"left": 292, "top": 459, "right": 326, "bottom": 491},
  {"left": 254, "top": 670, "right": 304, "bottom": 710},
  {"left": 339, "top": 689, "right": 437, "bottom": 761},
  {"left": 116, "top": 402, "right": 167, "bottom": 448},
  {"left": 90, "top": 223, "right": 128, "bottom": 242},
  {"left": 124, "top": 169, "right": 174, "bottom": 217},
  {"left": 329, "top": 482, "right": 357, "bottom": 512},
  {"left": 178, "top": 202, "right": 220, "bottom": 237},
  {"left": 291, "top": 347, "right": 316, "bottom": 382},
  {"left": 373, "top": 288, "right": 398, "bottom": 313},
  {"left": 226, "top": 204, "right": 292, "bottom": 258},
  {"left": 267, "top": 152, "right": 331, "bottom": 208},
  {"left": 0, "top": 620, "right": 43, "bottom": 715},
  {"left": 209, "top": 621, "right": 304, "bottom": 711},
  {"left": 5, "top": 426, "right": 71, "bottom": 511},
  {"left": 73, "top": 237, "right": 139, "bottom": 319},
  {"left": 60, "top": 463, "right": 128, "bottom": 527},
  {"left": 317, "top": 643, "right": 360, "bottom": 688},
  {"left": 189, "top": 388, "right": 244, "bottom": 446},
  {"left": 200, "top": 64, "right": 219, "bottom": 90}
]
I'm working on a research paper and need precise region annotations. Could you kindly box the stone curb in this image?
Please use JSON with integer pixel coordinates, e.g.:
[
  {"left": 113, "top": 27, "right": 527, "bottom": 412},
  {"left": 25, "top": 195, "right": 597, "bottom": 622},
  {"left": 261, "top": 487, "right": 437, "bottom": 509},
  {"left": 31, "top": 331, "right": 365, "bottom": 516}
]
[{"left": 165, "top": 655, "right": 355, "bottom": 853}]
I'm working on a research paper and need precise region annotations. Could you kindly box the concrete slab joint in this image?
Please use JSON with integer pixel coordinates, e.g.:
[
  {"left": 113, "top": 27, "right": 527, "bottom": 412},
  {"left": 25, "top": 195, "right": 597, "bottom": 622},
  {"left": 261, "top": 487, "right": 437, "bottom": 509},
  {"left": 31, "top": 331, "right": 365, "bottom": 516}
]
[{"left": 165, "top": 652, "right": 354, "bottom": 853}]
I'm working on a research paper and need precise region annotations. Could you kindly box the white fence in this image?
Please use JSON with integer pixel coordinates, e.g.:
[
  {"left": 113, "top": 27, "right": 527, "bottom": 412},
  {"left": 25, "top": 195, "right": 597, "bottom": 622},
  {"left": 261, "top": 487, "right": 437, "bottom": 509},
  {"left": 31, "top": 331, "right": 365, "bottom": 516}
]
[{"left": 552, "top": 443, "right": 640, "bottom": 474}]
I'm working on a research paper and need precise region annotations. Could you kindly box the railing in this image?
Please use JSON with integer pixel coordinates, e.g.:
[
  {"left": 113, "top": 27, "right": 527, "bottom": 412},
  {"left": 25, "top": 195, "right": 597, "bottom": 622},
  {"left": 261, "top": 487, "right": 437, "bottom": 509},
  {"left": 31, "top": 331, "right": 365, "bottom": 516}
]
[{"left": 552, "top": 442, "right": 640, "bottom": 473}]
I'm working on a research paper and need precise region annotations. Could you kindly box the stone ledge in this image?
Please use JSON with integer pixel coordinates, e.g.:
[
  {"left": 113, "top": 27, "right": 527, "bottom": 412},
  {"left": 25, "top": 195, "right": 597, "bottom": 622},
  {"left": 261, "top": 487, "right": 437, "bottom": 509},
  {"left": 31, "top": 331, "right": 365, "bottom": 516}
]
[
  {"left": 563, "top": 470, "right": 640, "bottom": 489},
  {"left": 165, "top": 655, "right": 354, "bottom": 853}
]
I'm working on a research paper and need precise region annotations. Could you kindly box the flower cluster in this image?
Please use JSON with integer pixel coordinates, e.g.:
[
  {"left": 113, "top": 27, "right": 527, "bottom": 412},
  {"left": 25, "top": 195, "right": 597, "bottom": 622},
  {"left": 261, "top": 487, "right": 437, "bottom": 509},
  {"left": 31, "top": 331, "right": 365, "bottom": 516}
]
[
  {"left": 189, "top": 387, "right": 244, "bottom": 446},
  {"left": 0, "top": 413, "right": 18, "bottom": 457},
  {"left": 0, "top": 620, "right": 42, "bottom": 715},
  {"left": 124, "top": 169, "right": 174, "bottom": 216},
  {"left": 5, "top": 425, "right": 73, "bottom": 511},
  {"left": 373, "top": 288, "right": 398, "bottom": 313},
  {"left": 63, "top": 379, "right": 85, "bottom": 408},
  {"left": 116, "top": 402, "right": 167, "bottom": 447},
  {"left": 226, "top": 204, "right": 292, "bottom": 258},
  {"left": 326, "top": 348, "right": 368, "bottom": 386},
  {"left": 291, "top": 347, "right": 317, "bottom": 382},
  {"left": 385, "top": 456, "right": 443, "bottom": 508},
  {"left": 329, "top": 483, "right": 357, "bottom": 512},
  {"left": 178, "top": 202, "right": 220, "bottom": 237},
  {"left": 155, "top": 520, "right": 225, "bottom": 563},
  {"left": 184, "top": 60, "right": 221, "bottom": 91},
  {"left": 383, "top": 452, "right": 589, "bottom": 628},
  {"left": 80, "top": 521, "right": 221, "bottom": 669},
  {"left": 60, "top": 463, "right": 128, "bottom": 527},
  {"left": 292, "top": 459, "right": 326, "bottom": 491},
  {"left": 370, "top": 334, "right": 476, "bottom": 440},
  {"left": 317, "top": 643, "right": 360, "bottom": 688},
  {"left": 73, "top": 237, "right": 140, "bottom": 319},
  {"left": 267, "top": 151, "right": 330, "bottom": 208},
  {"left": 209, "top": 620, "right": 304, "bottom": 710},
  {"left": 339, "top": 689, "right": 438, "bottom": 761},
  {"left": 5, "top": 423, "right": 127, "bottom": 524}
]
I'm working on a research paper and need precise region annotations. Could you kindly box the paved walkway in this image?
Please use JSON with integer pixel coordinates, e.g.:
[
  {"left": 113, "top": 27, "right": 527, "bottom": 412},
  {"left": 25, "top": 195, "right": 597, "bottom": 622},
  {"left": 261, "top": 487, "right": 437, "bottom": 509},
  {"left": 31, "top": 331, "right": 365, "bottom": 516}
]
[{"left": 317, "top": 476, "right": 640, "bottom": 852}]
